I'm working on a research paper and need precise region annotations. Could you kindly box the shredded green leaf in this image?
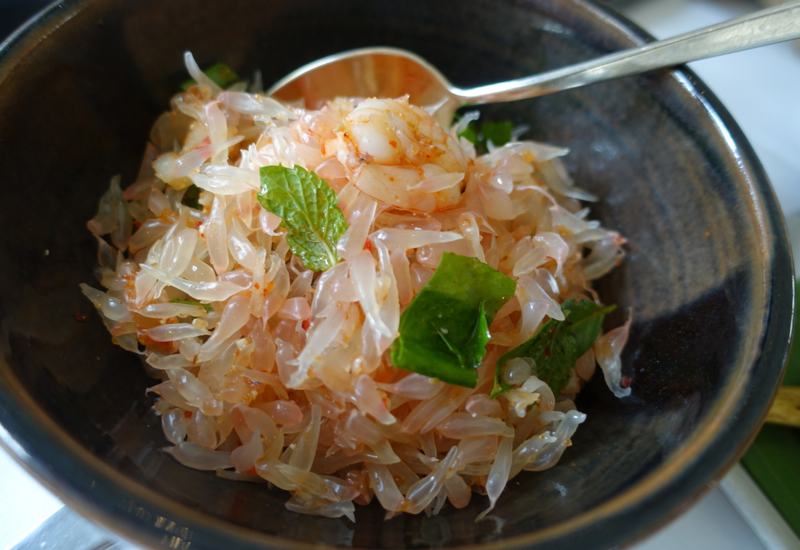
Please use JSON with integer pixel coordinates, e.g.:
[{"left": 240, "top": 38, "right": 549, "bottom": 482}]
[
  {"left": 457, "top": 120, "right": 515, "bottom": 154},
  {"left": 257, "top": 165, "right": 348, "bottom": 272},
  {"left": 180, "top": 62, "right": 240, "bottom": 91},
  {"left": 391, "top": 253, "right": 516, "bottom": 388},
  {"left": 491, "top": 299, "right": 615, "bottom": 398},
  {"left": 170, "top": 299, "right": 213, "bottom": 314}
]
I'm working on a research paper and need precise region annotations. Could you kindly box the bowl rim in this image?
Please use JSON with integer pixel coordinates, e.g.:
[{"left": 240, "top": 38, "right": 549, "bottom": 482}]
[{"left": 0, "top": 0, "right": 793, "bottom": 549}]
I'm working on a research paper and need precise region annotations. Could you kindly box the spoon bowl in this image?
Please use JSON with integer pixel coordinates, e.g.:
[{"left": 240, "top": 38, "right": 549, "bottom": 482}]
[
  {"left": 268, "top": 47, "right": 457, "bottom": 114},
  {"left": 269, "top": 2, "right": 800, "bottom": 124}
]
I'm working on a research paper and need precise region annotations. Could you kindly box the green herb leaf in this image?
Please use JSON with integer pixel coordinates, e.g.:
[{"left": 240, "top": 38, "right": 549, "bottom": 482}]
[
  {"left": 481, "top": 122, "right": 514, "bottom": 148},
  {"left": 257, "top": 165, "right": 348, "bottom": 272},
  {"left": 182, "top": 184, "right": 201, "bottom": 210},
  {"left": 170, "top": 299, "right": 213, "bottom": 313},
  {"left": 456, "top": 120, "right": 515, "bottom": 155},
  {"left": 391, "top": 253, "right": 516, "bottom": 387},
  {"left": 180, "top": 62, "right": 240, "bottom": 92},
  {"left": 491, "top": 299, "right": 615, "bottom": 398},
  {"left": 462, "top": 301, "right": 492, "bottom": 370},
  {"left": 458, "top": 122, "right": 479, "bottom": 147}
]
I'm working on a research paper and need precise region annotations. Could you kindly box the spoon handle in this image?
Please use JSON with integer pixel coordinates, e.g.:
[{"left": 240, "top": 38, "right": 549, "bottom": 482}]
[{"left": 455, "top": 1, "right": 800, "bottom": 104}]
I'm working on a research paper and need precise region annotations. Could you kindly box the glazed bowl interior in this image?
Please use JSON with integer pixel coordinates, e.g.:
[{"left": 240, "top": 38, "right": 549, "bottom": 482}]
[{"left": 0, "top": 1, "right": 792, "bottom": 549}]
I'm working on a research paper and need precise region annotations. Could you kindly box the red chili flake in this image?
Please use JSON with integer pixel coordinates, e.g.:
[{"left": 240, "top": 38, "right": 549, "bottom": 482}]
[
  {"left": 245, "top": 466, "right": 256, "bottom": 475},
  {"left": 74, "top": 312, "right": 88, "bottom": 322},
  {"left": 364, "top": 239, "right": 373, "bottom": 252},
  {"left": 544, "top": 346, "right": 551, "bottom": 357},
  {"left": 302, "top": 319, "right": 311, "bottom": 330},
  {"left": 194, "top": 220, "right": 203, "bottom": 229},
  {"left": 133, "top": 220, "right": 142, "bottom": 228},
  {"left": 254, "top": 283, "right": 260, "bottom": 290},
  {"left": 183, "top": 411, "right": 192, "bottom": 419},
  {"left": 621, "top": 376, "right": 632, "bottom": 389},
  {"left": 389, "top": 140, "right": 398, "bottom": 148}
]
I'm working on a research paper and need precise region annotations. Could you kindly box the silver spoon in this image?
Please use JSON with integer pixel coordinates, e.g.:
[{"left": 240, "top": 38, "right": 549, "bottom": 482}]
[{"left": 268, "top": 1, "right": 800, "bottom": 124}]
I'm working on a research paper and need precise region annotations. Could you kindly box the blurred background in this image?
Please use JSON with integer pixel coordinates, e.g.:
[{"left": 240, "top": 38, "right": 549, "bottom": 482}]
[{"left": 0, "top": 0, "right": 797, "bottom": 548}]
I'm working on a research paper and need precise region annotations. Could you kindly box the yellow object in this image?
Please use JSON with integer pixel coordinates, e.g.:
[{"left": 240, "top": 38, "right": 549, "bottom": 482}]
[{"left": 766, "top": 386, "right": 800, "bottom": 427}]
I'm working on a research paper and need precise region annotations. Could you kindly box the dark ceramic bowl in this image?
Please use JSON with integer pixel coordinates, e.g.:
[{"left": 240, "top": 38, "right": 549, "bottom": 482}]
[{"left": 0, "top": 0, "right": 793, "bottom": 549}]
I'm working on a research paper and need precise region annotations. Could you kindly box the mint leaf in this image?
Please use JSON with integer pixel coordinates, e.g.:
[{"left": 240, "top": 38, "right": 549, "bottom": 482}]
[
  {"left": 170, "top": 299, "right": 213, "bottom": 313},
  {"left": 456, "top": 120, "right": 515, "bottom": 154},
  {"left": 391, "top": 253, "right": 516, "bottom": 387},
  {"left": 491, "top": 299, "right": 615, "bottom": 398},
  {"left": 257, "top": 165, "right": 347, "bottom": 272},
  {"left": 180, "top": 62, "right": 240, "bottom": 91},
  {"left": 481, "top": 122, "right": 513, "bottom": 148},
  {"left": 458, "top": 121, "right": 479, "bottom": 147},
  {"left": 462, "top": 301, "right": 491, "bottom": 370}
]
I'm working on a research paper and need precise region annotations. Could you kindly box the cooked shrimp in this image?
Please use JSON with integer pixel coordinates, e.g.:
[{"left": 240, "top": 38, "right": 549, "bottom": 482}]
[{"left": 325, "top": 96, "right": 468, "bottom": 213}]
